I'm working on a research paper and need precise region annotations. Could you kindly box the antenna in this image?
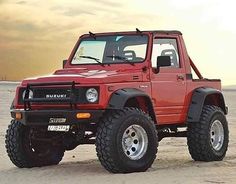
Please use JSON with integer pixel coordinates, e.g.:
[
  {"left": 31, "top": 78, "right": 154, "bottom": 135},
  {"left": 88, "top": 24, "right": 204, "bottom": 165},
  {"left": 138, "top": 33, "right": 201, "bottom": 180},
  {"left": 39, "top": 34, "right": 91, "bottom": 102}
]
[
  {"left": 136, "top": 28, "right": 143, "bottom": 34},
  {"left": 89, "top": 31, "right": 96, "bottom": 39}
]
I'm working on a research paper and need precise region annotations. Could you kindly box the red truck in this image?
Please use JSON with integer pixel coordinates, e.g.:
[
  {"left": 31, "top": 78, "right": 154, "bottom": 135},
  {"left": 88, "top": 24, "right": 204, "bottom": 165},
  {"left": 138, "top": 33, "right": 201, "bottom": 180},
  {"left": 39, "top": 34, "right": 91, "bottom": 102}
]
[{"left": 6, "top": 29, "right": 229, "bottom": 173}]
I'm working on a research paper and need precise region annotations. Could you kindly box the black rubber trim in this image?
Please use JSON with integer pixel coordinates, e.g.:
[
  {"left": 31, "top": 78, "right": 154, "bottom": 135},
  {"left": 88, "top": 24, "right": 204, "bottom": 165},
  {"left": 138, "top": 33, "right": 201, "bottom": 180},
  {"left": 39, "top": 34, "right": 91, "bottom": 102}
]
[
  {"left": 186, "top": 74, "right": 192, "bottom": 80},
  {"left": 108, "top": 88, "right": 149, "bottom": 109},
  {"left": 152, "top": 30, "right": 182, "bottom": 35},
  {"left": 187, "top": 87, "right": 227, "bottom": 122},
  {"left": 11, "top": 109, "right": 104, "bottom": 126}
]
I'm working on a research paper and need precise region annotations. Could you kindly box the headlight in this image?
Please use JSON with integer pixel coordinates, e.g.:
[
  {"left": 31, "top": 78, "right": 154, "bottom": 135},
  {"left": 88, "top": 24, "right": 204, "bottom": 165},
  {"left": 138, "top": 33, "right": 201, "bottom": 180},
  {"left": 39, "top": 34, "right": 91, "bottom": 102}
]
[
  {"left": 86, "top": 88, "right": 98, "bottom": 103},
  {"left": 22, "top": 89, "right": 33, "bottom": 99}
]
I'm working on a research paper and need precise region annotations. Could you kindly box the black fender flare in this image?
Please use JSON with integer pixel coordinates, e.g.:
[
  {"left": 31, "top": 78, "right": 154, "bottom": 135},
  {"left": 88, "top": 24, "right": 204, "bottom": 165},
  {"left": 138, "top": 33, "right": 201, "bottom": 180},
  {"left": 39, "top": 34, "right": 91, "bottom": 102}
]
[
  {"left": 187, "top": 87, "right": 227, "bottom": 123},
  {"left": 107, "top": 88, "right": 157, "bottom": 122},
  {"left": 108, "top": 88, "right": 151, "bottom": 109},
  {"left": 10, "top": 99, "right": 14, "bottom": 110}
]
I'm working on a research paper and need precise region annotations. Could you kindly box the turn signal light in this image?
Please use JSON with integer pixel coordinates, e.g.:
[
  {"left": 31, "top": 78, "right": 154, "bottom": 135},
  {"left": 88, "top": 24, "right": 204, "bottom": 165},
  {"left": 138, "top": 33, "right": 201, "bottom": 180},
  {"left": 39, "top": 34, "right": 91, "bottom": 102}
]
[
  {"left": 76, "top": 113, "right": 91, "bottom": 119},
  {"left": 15, "top": 112, "right": 22, "bottom": 120}
]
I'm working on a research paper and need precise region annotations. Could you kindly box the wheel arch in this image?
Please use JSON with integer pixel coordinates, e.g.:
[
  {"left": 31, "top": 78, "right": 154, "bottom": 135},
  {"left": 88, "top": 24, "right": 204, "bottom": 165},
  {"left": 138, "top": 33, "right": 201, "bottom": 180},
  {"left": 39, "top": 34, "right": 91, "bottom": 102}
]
[
  {"left": 107, "top": 88, "right": 157, "bottom": 123},
  {"left": 187, "top": 87, "right": 227, "bottom": 123}
]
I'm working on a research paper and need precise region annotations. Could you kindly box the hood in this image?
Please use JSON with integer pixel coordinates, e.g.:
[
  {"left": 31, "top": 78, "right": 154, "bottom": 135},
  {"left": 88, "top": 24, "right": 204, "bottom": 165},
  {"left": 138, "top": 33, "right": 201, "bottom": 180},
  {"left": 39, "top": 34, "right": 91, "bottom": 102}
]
[{"left": 21, "top": 68, "right": 143, "bottom": 86}]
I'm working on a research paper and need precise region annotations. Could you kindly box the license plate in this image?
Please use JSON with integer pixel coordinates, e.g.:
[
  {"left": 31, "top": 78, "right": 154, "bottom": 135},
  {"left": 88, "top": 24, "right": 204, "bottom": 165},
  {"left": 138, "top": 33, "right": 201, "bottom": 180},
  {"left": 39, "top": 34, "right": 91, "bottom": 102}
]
[
  {"left": 49, "top": 118, "right": 66, "bottom": 124},
  {"left": 47, "top": 125, "right": 70, "bottom": 132}
]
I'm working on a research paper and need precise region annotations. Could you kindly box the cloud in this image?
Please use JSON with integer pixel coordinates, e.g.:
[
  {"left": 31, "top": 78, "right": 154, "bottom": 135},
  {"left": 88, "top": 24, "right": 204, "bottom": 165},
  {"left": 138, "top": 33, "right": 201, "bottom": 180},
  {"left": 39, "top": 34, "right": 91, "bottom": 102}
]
[
  {"left": 50, "top": 0, "right": 124, "bottom": 18},
  {"left": 63, "top": 9, "right": 94, "bottom": 17},
  {"left": 86, "top": 0, "right": 123, "bottom": 7},
  {"left": 16, "top": 1, "right": 27, "bottom": 4},
  {"left": 0, "top": 0, "right": 236, "bottom": 84},
  {"left": 51, "top": 6, "right": 95, "bottom": 17}
]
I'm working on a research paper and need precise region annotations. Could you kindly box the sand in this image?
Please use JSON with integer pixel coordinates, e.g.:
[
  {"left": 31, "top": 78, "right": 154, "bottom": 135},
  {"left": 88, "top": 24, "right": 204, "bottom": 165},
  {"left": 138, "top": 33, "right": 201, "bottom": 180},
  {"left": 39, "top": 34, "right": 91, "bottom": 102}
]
[{"left": 0, "top": 83, "right": 236, "bottom": 184}]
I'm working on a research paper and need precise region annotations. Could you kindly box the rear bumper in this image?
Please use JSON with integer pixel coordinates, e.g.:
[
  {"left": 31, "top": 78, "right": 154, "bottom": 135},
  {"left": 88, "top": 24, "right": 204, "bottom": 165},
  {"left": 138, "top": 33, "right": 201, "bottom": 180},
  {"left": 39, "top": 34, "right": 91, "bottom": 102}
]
[{"left": 11, "top": 109, "right": 104, "bottom": 126}]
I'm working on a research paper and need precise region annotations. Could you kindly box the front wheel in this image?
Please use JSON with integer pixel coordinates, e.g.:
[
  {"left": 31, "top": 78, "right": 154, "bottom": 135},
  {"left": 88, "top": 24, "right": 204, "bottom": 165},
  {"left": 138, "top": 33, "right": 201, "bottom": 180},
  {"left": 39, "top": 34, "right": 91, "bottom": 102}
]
[
  {"left": 96, "top": 108, "right": 158, "bottom": 173},
  {"left": 5, "top": 120, "right": 65, "bottom": 168},
  {"left": 187, "top": 105, "right": 229, "bottom": 161}
]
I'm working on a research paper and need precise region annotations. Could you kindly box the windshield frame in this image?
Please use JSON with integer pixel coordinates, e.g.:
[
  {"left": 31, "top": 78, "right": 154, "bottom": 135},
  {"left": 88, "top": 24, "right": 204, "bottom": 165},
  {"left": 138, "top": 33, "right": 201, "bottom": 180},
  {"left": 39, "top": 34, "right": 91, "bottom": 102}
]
[{"left": 69, "top": 33, "right": 149, "bottom": 66}]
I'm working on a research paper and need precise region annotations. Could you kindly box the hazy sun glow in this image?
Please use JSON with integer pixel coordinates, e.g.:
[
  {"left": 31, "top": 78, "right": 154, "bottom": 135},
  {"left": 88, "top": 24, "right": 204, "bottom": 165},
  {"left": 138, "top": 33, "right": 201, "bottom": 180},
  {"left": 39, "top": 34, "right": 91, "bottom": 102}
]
[{"left": 0, "top": 0, "right": 236, "bottom": 85}]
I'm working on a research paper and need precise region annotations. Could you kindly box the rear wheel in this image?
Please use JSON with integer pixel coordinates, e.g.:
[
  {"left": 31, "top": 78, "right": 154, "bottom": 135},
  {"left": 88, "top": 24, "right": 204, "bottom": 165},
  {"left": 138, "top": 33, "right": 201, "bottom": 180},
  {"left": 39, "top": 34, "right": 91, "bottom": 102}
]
[
  {"left": 187, "top": 105, "right": 229, "bottom": 161},
  {"left": 96, "top": 108, "right": 158, "bottom": 173},
  {"left": 5, "top": 120, "right": 65, "bottom": 168}
]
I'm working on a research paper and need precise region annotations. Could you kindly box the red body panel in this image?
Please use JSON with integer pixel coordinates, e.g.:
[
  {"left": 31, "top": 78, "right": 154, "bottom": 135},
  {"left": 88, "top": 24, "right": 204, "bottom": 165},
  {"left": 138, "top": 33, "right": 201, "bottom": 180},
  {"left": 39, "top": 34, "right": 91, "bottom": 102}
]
[{"left": 14, "top": 31, "right": 221, "bottom": 125}]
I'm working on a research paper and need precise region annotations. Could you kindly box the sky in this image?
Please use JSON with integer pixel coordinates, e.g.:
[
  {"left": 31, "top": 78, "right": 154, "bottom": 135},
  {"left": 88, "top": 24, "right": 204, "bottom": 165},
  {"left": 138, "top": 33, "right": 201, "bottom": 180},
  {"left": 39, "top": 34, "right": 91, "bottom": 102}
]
[{"left": 0, "top": 0, "right": 236, "bottom": 85}]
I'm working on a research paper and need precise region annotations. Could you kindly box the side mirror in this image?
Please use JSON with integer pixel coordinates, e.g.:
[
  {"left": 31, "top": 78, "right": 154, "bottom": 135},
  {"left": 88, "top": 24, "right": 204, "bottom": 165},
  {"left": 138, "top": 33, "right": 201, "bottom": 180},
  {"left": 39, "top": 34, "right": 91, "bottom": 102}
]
[
  {"left": 157, "top": 56, "right": 171, "bottom": 68},
  {"left": 63, "top": 60, "right": 67, "bottom": 68}
]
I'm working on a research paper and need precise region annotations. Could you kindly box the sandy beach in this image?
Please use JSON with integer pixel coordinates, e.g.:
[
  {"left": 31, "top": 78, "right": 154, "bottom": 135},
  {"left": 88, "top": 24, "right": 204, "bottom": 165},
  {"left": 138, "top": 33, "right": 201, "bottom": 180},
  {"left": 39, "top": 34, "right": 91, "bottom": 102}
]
[{"left": 0, "top": 83, "right": 235, "bottom": 184}]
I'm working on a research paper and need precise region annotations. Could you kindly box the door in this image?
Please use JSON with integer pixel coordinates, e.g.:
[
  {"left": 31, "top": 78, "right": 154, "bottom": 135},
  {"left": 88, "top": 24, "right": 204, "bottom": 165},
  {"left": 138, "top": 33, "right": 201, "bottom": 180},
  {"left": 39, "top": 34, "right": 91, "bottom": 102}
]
[{"left": 151, "top": 35, "right": 187, "bottom": 125}]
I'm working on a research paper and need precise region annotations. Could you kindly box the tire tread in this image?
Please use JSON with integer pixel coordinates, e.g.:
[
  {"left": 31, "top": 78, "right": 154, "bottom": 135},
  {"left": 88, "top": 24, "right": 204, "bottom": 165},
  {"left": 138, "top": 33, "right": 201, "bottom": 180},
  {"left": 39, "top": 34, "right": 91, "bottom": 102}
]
[
  {"left": 187, "top": 105, "right": 229, "bottom": 161},
  {"left": 95, "top": 107, "right": 157, "bottom": 173}
]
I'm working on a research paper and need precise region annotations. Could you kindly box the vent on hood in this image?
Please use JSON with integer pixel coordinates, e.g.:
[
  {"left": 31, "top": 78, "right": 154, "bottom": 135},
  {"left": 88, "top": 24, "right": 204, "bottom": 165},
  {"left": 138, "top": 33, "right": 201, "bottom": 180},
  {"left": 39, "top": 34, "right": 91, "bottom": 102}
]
[{"left": 133, "top": 75, "right": 139, "bottom": 80}]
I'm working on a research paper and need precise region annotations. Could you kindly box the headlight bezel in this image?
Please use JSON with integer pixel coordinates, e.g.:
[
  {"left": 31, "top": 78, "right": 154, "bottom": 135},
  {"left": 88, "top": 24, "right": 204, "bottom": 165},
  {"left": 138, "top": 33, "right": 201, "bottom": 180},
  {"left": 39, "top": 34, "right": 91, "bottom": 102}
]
[
  {"left": 22, "top": 89, "right": 34, "bottom": 99},
  {"left": 85, "top": 88, "right": 99, "bottom": 103}
]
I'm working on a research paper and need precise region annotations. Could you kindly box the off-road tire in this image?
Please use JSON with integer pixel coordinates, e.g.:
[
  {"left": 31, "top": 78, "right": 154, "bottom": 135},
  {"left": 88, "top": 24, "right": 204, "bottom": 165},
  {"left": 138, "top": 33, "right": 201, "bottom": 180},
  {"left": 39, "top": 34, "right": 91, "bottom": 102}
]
[
  {"left": 187, "top": 105, "right": 229, "bottom": 161},
  {"left": 5, "top": 120, "right": 65, "bottom": 168},
  {"left": 96, "top": 107, "right": 158, "bottom": 173}
]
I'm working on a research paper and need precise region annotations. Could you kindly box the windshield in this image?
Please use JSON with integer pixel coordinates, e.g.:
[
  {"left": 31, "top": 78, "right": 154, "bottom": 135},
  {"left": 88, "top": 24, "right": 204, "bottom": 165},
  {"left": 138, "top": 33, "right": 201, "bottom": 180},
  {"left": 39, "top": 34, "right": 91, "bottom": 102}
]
[{"left": 71, "top": 35, "right": 148, "bottom": 65}]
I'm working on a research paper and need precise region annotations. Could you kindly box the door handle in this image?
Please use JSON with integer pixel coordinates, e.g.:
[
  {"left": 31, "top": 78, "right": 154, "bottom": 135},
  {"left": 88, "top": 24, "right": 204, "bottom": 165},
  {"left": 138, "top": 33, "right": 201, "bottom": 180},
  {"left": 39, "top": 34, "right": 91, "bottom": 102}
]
[{"left": 177, "top": 74, "right": 184, "bottom": 80}]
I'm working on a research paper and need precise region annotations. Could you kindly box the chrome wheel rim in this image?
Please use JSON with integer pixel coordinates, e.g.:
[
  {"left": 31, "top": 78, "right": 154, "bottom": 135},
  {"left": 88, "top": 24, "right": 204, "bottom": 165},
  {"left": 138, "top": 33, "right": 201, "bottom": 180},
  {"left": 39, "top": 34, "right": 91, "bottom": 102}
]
[
  {"left": 210, "top": 120, "right": 224, "bottom": 151},
  {"left": 122, "top": 125, "right": 148, "bottom": 160}
]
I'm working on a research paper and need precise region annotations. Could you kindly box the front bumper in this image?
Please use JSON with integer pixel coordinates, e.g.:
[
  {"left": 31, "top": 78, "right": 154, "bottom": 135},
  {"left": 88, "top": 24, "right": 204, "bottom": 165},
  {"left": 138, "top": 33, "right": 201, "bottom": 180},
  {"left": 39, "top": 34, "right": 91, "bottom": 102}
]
[{"left": 11, "top": 109, "right": 104, "bottom": 126}]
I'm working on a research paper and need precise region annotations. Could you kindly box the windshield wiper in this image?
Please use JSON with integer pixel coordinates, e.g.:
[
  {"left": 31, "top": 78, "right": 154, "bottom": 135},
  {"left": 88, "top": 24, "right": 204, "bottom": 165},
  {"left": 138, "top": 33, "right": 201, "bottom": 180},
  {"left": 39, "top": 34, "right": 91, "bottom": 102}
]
[
  {"left": 79, "top": 55, "right": 104, "bottom": 66},
  {"left": 106, "top": 55, "right": 134, "bottom": 65}
]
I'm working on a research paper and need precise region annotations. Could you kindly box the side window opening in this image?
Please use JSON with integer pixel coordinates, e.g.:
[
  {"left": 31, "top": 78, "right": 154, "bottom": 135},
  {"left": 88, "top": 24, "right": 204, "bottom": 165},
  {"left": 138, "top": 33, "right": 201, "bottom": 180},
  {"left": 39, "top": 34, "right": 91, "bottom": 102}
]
[
  {"left": 123, "top": 44, "right": 147, "bottom": 62},
  {"left": 152, "top": 38, "right": 180, "bottom": 68}
]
